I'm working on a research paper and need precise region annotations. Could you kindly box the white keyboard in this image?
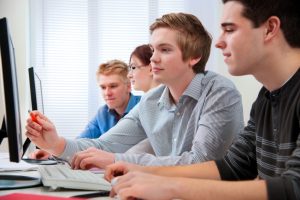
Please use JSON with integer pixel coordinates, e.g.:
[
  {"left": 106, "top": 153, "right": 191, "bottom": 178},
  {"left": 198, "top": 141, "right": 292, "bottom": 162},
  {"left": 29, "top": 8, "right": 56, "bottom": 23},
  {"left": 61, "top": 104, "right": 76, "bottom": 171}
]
[{"left": 38, "top": 164, "right": 111, "bottom": 191}]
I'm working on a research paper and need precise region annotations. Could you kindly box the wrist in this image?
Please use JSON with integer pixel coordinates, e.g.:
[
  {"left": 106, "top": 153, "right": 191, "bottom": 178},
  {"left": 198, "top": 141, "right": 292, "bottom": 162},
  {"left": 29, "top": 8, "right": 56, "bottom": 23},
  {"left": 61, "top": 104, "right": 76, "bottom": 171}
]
[
  {"left": 166, "top": 177, "right": 182, "bottom": 199},
  {"left": 51, "top": 137, "right": 66, "bottom": 156},
  {"left": 146, "top": 165, "right": 162, "bottom": 174},
  {"left": 110, "top": 153, "right": 115, "bottom": 165}
]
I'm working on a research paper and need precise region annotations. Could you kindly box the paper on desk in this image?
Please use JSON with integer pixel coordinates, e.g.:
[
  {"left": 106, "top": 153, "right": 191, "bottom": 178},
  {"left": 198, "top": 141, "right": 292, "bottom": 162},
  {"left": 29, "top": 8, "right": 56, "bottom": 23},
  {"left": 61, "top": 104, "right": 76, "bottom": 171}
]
[{"left": 0, "top": 153, "right": 38, "bottom": 172}]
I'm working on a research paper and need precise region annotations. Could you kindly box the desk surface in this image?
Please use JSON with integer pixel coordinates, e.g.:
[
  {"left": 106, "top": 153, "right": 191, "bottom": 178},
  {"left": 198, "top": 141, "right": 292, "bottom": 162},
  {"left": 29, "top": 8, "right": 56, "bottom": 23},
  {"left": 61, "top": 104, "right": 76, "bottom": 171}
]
[{"left": 0, "top": 170, "right": 114, "bottom": 199}]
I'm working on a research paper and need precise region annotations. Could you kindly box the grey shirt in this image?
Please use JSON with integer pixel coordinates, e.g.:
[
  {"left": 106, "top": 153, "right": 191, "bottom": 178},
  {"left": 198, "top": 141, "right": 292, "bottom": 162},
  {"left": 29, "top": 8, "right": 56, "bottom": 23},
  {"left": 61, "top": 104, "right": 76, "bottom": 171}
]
[{"left": 60, "top": 71, "right": 244, "bottom": 166}]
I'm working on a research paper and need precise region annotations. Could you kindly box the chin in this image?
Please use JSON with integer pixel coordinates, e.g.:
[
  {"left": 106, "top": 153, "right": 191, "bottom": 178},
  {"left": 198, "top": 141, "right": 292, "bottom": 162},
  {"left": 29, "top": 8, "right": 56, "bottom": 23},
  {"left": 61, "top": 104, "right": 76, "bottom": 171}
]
[
  {"left": 231, "top": 71, "right": 249, "bottom": 77},
  {"left": 106, "top": 104, "right": 115, "bottom": 109},
  {"left": 227, "top": 66, "right": 243, "bottom": 76},
  {"left": 153, "top": 76, "right": 163, "bottom": 84},
  {"left": 133, "top": 86, "right": 140, "bottom": 91}
]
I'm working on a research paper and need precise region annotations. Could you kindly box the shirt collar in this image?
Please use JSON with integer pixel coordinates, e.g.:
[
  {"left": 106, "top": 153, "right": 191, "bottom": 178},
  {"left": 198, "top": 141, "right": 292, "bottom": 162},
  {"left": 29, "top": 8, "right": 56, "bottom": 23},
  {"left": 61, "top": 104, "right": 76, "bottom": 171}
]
[
  {"left": 264, "top": 68, "right": 300, "bottom": 100},
  {"left": 158, "top": 73, "right": 206, "bottom": 110},
  {"left": 124, "top": 93, "right": 138, "bottom": 114},
  {"left": 182, "top": 73, "right": 206, "bottom": 101},
  {"left": 107, "top": 93, "right": 137, "bottom": 116}
]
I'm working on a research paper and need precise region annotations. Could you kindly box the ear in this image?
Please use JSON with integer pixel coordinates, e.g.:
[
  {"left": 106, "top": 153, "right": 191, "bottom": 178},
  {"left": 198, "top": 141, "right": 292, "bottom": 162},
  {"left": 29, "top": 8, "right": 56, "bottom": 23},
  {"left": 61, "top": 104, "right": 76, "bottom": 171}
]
[
  {"left": 264, "top": 16, "right": 281, "bottom": 42},
  {"left": 189, "top": 56, "right": 201, "bottom": 67}
]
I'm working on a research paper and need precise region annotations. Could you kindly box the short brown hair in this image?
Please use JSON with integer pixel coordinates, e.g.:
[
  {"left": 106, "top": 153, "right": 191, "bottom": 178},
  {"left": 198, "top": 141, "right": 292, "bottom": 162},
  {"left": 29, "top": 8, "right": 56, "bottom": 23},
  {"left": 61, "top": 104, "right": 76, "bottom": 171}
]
[
  {"left": 150, "top": 12, "right": 212, "bottom": 73},
  {"left": 97, "top": 59, "right": 129, "bottom": 82},
  {"left": 223, "top": 0, "right": 300, "bottom": 48}
]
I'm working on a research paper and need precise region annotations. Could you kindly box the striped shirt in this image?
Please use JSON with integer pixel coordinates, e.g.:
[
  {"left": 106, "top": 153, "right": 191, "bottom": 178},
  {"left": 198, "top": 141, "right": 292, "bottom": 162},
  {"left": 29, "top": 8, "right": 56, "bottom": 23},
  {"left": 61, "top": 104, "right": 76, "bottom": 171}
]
[
  {"left": 216, "top": 68, "right": 300, "bottom": 200},
  {"left": 60, "top": 71, "right": 244, "bottom": 166}
]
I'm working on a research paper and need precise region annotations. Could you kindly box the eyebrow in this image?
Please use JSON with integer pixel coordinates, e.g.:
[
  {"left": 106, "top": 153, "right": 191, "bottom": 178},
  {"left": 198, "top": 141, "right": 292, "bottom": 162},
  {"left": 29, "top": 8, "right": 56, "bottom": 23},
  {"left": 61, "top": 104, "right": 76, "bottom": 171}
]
[
  {"left": 221, "top": 22, "right": 235, "bottom": 28},
  {"left": 150, "top": 43, "right": 173, "bottom": 49}
]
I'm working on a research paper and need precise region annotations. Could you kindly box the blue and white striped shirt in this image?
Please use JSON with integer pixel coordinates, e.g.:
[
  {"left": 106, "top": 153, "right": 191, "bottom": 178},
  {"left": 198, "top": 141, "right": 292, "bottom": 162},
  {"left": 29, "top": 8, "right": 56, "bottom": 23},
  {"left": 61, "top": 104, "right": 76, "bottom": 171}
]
[{"left": 60, "top": 71, "right": 244, "bottom": 166}]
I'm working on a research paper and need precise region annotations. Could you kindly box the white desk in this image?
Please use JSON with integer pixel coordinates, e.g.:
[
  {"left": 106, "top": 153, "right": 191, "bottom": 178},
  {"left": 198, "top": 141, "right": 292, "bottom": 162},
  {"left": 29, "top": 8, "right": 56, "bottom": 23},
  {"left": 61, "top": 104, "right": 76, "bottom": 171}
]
[
  {"left": 0, "top": 171, "right": 114, "bottom": 199},
  {"left": 0, "top": 158, "right": 114, "bottom": 200}
]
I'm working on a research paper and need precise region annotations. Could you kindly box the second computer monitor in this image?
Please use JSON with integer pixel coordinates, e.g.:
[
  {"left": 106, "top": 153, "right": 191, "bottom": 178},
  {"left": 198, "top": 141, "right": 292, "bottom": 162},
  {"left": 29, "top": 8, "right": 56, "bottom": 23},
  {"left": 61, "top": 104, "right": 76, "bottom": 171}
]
[{"left": 28, "top": 67, "right": 44, "bottom": 113}]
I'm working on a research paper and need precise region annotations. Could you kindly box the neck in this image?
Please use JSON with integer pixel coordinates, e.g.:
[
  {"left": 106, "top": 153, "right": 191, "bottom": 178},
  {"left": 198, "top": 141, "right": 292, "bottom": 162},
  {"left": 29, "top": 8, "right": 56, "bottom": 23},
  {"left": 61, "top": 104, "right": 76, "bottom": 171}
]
[
  {"left": 168, "top": 72, "right": 196, "bottom": 104},
  {"left": 253, "top": 48, "right": 300, "bottom": 91},
  {"left": 148, "top": 80, "right": 161, "bottom": 91},
  {"left": 114, "top": 94, "right": 130, "bottom": 116}
]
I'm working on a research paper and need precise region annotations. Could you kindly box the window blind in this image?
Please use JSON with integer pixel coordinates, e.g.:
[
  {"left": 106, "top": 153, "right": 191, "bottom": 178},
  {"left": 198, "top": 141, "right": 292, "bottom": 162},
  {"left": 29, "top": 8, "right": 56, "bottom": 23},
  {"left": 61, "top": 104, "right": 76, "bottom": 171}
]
[{"left": 30, "top": 0, "right": 218, "bottom": 138}]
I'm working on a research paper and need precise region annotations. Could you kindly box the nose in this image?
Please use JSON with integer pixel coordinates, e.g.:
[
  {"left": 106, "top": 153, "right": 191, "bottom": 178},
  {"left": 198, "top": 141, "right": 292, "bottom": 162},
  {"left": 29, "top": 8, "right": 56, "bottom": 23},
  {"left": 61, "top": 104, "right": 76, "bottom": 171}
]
[
  {"left": 127, "top": 70, "right": 133, "bottom": 79},
  {"left": 104, "top": 87, "right": 112, "bottom": 96},
  {"left": 215, "top": 37, "right": 226, "bottom": 49},
  {"left": 150, "top": 50, "right": 159, "bottom": 64}
]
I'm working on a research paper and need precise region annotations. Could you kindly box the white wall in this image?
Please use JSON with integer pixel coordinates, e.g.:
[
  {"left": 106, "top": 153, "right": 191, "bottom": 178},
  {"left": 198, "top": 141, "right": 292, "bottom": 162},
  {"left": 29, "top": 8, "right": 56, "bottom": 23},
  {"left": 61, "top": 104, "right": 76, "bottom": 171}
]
[{"left": 0, "top": 0, "right": 30, "bottom": 152}]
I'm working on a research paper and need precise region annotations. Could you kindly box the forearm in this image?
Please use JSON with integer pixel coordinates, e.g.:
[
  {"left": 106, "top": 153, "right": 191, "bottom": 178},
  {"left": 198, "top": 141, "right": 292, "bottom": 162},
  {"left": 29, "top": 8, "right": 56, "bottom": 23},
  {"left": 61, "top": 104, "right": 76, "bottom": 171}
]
[
  {"left": 116, "top": 147, "right": 222, "bottom": 167},
  {"left": 143, "top": 161, "right": 221, "bottom": 180},
  {"left": 171, "top": 178, "right": 267, "bottom": 200}
]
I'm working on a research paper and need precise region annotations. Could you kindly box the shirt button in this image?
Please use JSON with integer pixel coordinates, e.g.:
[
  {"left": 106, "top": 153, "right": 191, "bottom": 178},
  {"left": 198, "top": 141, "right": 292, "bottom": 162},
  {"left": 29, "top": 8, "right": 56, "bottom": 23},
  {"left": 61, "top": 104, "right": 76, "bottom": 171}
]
[
  {"left": 174, "top": 138, "right": 177, "bottom": 142},
  {"left": 176, "top": 112, "right": 180, "bottom": 116}
]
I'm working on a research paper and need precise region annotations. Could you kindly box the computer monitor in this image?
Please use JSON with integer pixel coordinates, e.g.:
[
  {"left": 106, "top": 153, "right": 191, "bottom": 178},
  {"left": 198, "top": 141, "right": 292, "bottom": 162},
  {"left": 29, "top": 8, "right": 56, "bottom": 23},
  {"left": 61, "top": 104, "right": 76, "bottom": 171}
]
[
  {"left": 22, "top": 66, "right": 48, "bottom": 158},
  {"left": 22, "top": 67, "right": 41, "bottom": 153},
  {"left": 0, "top": 17, "right": 41, "bottom": 189},
  {"left": 28, "top": 67, "right": 44, "bottom": 113},
  {"left": 22, "top": 67, "right": 57, "bottom": 165},
  {"left": 0, "top": 17, "right": 23, "bottom": 163}
]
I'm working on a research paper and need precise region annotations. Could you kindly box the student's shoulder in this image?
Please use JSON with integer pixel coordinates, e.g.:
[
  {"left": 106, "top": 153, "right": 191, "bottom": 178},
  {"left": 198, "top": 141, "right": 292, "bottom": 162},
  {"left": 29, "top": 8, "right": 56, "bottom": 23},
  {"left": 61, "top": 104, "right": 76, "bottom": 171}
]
[
  {"left": 140, "top": 84, "right": 166, "bottom": 102},
  {"left": 202, "top": 70, "right": 237, "bottom": 90},
  {"left": 130, "top": 93, "right": 142, "bottom": 103},
  {"left": 95, "top": 104, "right": 110, "bottom": 115}
]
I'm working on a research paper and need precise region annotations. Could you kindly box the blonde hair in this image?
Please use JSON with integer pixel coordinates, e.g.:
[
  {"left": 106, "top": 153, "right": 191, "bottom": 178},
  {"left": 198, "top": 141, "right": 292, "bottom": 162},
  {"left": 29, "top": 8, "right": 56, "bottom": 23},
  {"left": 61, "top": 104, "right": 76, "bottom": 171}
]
[
  {"left": 150, "top": 12, "right": 212, "bottom": 73},
  {"left": 97, "top": 59, "right": 129, "bottom": 82}
]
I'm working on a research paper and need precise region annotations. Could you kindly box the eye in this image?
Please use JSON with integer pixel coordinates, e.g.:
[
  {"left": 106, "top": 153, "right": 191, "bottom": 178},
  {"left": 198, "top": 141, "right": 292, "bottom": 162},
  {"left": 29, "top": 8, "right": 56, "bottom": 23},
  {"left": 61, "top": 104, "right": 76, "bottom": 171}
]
[
  {"left": 223, "top": 25, "right": 235, "bottom": 33},
  {"left": 224, "top": 28, "right": 234, "bottom": 33},
  {"left": 100, "top": 86, "right": 106, "bottom": 90},
  {"left": 129, "top": 64, "right": 137, "bottom": 71},
  {"left": 110, "top": 84, "right": 118, "bottom": 88},
  {"left": 161, "top": 48, "right": 171, "bottom": 53}
]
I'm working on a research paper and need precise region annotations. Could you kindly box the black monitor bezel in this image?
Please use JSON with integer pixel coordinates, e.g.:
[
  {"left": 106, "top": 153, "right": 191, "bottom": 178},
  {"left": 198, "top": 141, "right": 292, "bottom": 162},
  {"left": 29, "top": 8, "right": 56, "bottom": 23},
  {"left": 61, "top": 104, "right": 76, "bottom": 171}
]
[
  {"left": 28, "top": 67, "right": 38, "bottom": 111},
  {"left": 22, "top": 66, "right": 45, "bottom": 156},
  {"left": 0, "top": 17, "right": 23, "bottom": 163},
  {"left": 28, "top": 66, "right": 44, "bottom": 113}
]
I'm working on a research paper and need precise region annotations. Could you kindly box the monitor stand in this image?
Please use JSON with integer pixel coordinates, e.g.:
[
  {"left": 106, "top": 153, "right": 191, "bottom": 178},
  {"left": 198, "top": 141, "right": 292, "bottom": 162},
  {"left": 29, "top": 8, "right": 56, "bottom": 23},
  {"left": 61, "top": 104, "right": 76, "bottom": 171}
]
[
  {"left": 0, "top": 118, "right": 41, "bottom": 189},
  {"left": 0, "top": 175, "right": 41, "bottom": 189}
]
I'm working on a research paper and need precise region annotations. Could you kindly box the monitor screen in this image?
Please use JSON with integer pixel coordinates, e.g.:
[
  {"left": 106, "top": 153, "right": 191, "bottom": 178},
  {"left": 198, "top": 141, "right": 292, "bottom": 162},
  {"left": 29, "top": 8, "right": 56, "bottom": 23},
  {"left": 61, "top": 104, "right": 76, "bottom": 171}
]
[{"left": 0, "top": 17, "right": 23, "bottom": 163}]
